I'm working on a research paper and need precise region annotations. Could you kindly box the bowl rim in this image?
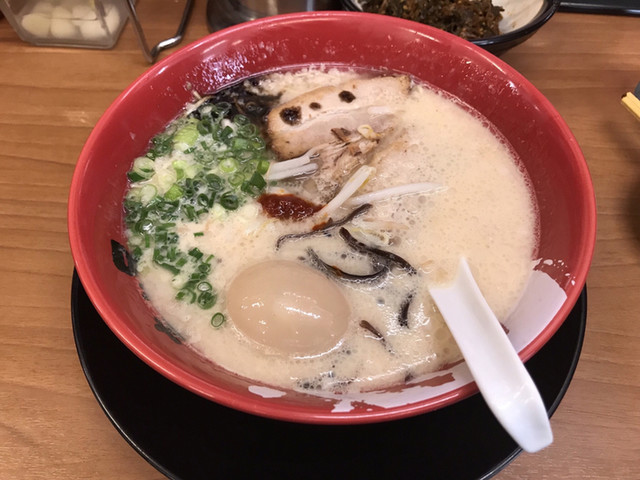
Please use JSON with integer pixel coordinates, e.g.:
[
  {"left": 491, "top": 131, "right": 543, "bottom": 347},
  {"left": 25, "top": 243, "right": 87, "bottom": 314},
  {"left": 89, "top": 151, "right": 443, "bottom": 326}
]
[{"left": 68, "top": 10, "right": 596, "bottom": 424}]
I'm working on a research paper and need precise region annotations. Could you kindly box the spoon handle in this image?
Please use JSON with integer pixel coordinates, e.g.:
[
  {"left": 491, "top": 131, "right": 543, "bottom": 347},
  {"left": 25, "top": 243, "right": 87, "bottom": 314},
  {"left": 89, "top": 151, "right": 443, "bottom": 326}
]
[{"left": 429, "top": 258, "right": 553, "bottom": 453}]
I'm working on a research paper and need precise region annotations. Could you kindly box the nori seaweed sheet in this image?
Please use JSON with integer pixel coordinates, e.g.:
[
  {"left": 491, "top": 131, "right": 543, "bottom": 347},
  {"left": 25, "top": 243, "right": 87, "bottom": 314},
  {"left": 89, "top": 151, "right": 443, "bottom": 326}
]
[{"left": 360, "top": 0, "right": 504, "bottom": 40}]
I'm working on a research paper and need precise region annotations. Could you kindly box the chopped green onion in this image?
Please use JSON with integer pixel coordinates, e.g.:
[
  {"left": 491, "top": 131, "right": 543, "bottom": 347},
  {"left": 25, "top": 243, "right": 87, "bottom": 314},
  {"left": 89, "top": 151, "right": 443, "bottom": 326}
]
[
  {"left": 127, "top": 171, "right": 147, "bottom": 182},
  {"left": 148, "top": 133, "right": 174, "bottom": 158},
  {"left": 128, "top": 156, "right": 156, "bottom": 182},
  {"left": 185, "top": 164, "right": 201, "bottom": 179},
  {"left": 257, "top": 159, "right": 270, "bottom": 175},
  {"left": 198, "top": 263, "right": 212, "bottom": 274},
  {"left": 197, "top": 119, "right": 212, "bottom": 135},
  {"left": 219, "top": 192, "right": 239, "bottom": 210},
  {"left": 233, "top": 114, "right": 250, "bottom": 126},
  {"left": 176, "top": 289, "right": 196, "bottom": 303},
  {"left": 124, "top": 96, "right": 272, "bottom": 311},
  {"left": 232, "top": 138, "right": 250, "bottom": 150},
  {"left": 156, "top": 262, "right": 181, "bottom": 275},
  {"left": 228, "top": 173, "right": 245, "bottom": 187},
  {"left": 135, "top": 219, "right": 155, "bottom": 234},
  {"left": 220, "top": 125, "right": 234, "bottom": 140},
  {"left": 189, "top": 271, "right": 205, "bottom": 283},
  {"left": 219, "top": 158, "right": 238, "bottom": 173},
  {"left": 213, "top": 102, "right": 231, "bottom": 117},
  {"left": 184, "top": 205, "right": 198, "bottom": 221},
  {"left": 172, "top": 160, "right": 188, "bottom": 179},
  {"left": 249, "top": 137, "right": 265, "bottom": 150},
  {"left": 153, "top": 248, "right": 164, "bottom": 262},
  {"left": 157, "top": 200, "right": 179, "bottom": 216},
  {"left": 173, "top": 122, "right": 199, "bottom": 146},
  {"left": 156, "top": 222, "right": 177, "bottom": 230},
  {"left": 197, "top": 193, "right": 212, "bottom": 207},
  {"left": 197, "top": 291, "right": 217, "bottom": 309},
  {"left": 248, "top": 171, "right": 266, "bottom": 189},
  {"left": 211, "top": 313, "right": 226, "bottom": 327},
  {"left": 139, "top": 184, "right": 158, "bottom": 204},
  {"left": 237, "top": 123, "right": 257, "bottom": 137},
  {"left": 165, "top": 184, "right": 183, "bottom": 201},
  {"left": 132, "top": 246, "right": 143, "bottom": 259},
  {"left": 195, "top": 150, "right": 215, "bottom": 165},
  {"left": 238, "top": 150, "right": 256, "bottom": 162},
  {"left": 205, "top": 173, "right": 224, "bottom": 191},
  {"left": 241, "top": 172, "right": 267, "bottom": 197}
]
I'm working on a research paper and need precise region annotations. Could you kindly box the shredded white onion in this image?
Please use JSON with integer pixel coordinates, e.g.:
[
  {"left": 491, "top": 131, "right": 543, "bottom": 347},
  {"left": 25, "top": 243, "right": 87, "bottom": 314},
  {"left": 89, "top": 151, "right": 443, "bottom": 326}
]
[
  {"left": 267, "top": 163, "right": 318, "bottom": 181},
  {"left": 266, "top": 146, "right": 324, "bottom": 181},
  {"left": 269, "top": 151, "right": 316, "bottom": 174},
  {"left": 345, "top": 182, "right": 444, "bottom": 207},
  {"left": 315, "top": 165, "right": 376, "bottom": 221}
]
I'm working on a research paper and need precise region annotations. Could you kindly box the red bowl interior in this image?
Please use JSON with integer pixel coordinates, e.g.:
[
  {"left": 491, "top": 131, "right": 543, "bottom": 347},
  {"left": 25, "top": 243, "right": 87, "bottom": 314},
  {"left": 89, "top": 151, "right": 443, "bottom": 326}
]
[{"left": 68, "top": 12, "right": 596, "bottom": 424}]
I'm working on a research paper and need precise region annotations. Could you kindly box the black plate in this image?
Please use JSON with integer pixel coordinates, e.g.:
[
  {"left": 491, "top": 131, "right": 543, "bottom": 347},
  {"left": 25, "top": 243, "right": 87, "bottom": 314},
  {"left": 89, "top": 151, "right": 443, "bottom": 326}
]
[{"left": 72, "top": 271, "right": 586, "bottom": 480}]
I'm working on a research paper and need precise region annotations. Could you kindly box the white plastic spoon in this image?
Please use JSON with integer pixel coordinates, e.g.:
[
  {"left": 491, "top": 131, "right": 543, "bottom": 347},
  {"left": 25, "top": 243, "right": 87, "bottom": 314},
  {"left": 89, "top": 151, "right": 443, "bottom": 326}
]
[{"left": 428, "top": 258, "right": 553, "bottom": 453}]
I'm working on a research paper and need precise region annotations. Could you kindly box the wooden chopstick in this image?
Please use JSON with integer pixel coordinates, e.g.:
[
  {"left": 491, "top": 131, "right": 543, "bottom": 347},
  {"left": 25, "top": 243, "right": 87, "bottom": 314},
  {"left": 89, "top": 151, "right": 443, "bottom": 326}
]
[{"left": 621, "top": 87, "right": 640, "bottom": 121}]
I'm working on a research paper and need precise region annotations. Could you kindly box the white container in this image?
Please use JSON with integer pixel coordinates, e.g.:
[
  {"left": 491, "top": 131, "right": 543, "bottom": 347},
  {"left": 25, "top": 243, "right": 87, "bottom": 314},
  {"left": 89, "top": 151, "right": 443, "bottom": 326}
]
[{"left": 0, "top": 0, "right": 129, "bottom": 49}]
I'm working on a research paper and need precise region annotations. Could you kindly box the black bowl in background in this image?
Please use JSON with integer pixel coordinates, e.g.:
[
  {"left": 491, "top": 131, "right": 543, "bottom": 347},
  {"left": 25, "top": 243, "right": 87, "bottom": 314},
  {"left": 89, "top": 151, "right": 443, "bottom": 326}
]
[{"left": 341, "top": 0, "right": 561, "bottom": 55}]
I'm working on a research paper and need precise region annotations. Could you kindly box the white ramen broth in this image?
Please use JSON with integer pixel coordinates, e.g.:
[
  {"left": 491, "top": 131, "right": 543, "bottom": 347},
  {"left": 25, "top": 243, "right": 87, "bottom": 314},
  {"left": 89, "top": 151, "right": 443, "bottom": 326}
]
[{"left": 123, "top": 68, "right": 538, "bottom": 393}]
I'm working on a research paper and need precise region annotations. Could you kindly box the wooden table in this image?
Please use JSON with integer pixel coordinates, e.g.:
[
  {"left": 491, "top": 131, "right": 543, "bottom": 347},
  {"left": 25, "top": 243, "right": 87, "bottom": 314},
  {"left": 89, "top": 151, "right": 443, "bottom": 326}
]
[{"left": 1, "top": 2, "right": 638, "bottom": 478}]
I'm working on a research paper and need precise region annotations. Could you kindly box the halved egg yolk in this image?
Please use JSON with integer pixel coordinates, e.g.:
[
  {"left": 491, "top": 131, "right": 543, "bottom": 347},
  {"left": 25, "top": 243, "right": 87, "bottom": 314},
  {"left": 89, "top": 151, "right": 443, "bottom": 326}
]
[{"left": 226, "top": 260, "right": 350, "bottom": 355}]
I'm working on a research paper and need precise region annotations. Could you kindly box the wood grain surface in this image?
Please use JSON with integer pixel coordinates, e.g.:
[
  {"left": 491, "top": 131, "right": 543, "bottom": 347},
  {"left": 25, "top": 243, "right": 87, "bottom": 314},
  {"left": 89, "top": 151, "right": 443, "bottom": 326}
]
[{"left": 1, "top": 2, "right": 638, "bottom": 479}]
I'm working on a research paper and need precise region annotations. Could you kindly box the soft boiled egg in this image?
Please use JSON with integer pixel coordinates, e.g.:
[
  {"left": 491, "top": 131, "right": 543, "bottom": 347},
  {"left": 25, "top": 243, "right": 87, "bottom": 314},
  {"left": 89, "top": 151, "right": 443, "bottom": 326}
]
[{"left": 226, "top": 260, "right": 350, "bottom": 356}]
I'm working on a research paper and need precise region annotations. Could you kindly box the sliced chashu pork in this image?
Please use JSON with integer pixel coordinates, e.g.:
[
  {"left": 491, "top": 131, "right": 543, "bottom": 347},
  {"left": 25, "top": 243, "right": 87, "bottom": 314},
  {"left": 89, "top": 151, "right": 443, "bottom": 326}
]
[{"left": 267, "top": 75, "right": 411, "bottom": 159}]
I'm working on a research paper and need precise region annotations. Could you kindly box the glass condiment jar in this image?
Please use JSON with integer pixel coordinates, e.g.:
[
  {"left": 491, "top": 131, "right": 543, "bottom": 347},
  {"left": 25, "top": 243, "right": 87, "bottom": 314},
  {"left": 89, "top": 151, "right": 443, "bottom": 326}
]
[{"left": 0, "top": 0, "right": 129, "bottom": 49}]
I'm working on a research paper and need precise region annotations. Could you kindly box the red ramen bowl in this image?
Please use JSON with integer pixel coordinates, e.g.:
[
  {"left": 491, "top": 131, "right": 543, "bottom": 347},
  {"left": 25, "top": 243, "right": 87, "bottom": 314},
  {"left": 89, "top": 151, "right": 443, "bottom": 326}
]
[{"left": 68, "top": 12, "right": 596, "bottom": 424}]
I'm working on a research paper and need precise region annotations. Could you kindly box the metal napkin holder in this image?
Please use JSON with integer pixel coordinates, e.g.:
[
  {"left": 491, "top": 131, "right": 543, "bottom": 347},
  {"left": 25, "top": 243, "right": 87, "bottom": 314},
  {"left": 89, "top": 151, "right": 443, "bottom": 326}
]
[{"left": 122, "top": 0, "right": 194, "bottom": 63}]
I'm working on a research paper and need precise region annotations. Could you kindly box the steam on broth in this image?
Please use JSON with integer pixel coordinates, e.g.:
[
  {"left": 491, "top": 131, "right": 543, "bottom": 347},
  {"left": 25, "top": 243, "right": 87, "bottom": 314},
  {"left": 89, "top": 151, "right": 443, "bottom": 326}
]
[{"left": 123, "top": 68, "right": 538, "bottom": 393}]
